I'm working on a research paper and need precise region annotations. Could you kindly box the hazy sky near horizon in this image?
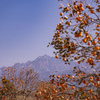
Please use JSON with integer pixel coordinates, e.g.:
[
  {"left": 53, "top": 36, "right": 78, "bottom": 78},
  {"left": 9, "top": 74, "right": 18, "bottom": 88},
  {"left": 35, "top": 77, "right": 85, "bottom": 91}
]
[{"left": 0, "top": 0, "right": 61, "bottom": 67}]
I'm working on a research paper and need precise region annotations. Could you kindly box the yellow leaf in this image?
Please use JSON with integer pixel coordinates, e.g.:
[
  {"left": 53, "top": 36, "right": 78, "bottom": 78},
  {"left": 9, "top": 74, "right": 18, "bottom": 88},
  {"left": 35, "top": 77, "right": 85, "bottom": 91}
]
[{"left": 59, "top": 3, "right": 64, "bottom": 8}]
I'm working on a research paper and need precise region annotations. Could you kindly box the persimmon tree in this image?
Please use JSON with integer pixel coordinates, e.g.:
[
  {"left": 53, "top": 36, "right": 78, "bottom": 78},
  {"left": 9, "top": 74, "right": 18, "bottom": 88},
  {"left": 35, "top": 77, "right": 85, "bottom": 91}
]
[
  {"left": 50, "top": 0, "right": 100, "bottom": 65},
  {"left": 18, "top": 67, "right": 39, "bottom": 100},
  {"left": 47, "top": 0, "right": 100, "bottom": 99},
  {"left": 0, "top": 77, "right": 16, "bottom": 100},
  {"left": 35, "top": 81, "right": 59, "bottom": 100},
  {"left": 0, "top": 67, "right": 39, "bottom": 100}
]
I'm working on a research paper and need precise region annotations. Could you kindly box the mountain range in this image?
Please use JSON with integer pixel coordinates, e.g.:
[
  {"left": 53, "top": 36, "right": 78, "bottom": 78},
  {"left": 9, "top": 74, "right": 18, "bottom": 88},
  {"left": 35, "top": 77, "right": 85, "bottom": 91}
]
[{"left": 0, "top": 54, "right": 97, "bottom": 81}]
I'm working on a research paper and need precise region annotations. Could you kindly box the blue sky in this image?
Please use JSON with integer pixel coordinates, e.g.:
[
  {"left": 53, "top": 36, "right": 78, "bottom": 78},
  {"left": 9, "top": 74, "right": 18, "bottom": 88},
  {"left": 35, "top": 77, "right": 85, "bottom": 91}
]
[{"left": 0, "top": 0, "right": 61, "bottom": 67}]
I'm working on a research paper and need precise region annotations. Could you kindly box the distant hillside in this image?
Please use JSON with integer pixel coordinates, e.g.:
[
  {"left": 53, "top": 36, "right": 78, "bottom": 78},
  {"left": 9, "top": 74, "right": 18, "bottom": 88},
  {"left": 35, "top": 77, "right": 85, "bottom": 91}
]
[{"left": 0, "top": 54, "right": 96, "bottom": 80}]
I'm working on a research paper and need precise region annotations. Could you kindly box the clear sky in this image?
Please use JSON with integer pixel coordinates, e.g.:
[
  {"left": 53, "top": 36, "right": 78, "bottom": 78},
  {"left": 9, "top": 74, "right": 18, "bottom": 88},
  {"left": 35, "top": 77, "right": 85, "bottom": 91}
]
[{"left": 0, "top": 0, "right": 61, "bottom": 67}]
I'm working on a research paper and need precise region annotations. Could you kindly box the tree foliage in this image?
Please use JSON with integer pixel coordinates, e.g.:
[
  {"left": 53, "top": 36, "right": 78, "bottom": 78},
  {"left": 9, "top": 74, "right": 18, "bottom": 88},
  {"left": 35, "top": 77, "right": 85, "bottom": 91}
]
[
  {"left": 0, "top": 67, "right": 39, "bottom": 100},
  {"left": 49, "top": 0, "right": 100, "bottom": 66},
  {"left": 44, "top": 0, "right": 100, "bottom": 99}
]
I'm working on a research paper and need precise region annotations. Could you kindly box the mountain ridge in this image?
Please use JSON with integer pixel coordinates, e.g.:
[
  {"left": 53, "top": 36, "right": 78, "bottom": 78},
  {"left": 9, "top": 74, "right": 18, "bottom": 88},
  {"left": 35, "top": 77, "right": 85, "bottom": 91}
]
[
  {"left": 0, "top": 54, "right": 94, "bottom": 81},
  {"left": 0, "top": 54, "right": 74, "bottom": 80}
]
